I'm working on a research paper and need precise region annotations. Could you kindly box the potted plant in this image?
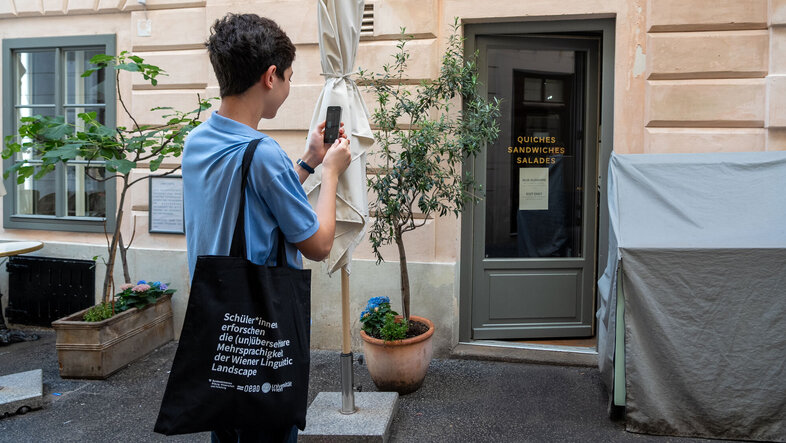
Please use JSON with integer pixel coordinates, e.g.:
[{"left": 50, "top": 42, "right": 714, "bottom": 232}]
[
  {"left": 359, "top": 296, "right": 434, "bottom": 394},
  {"left": 3, "top": 52, "right": 211, "bottom": 378},
  {"left": 52, "top": 281, "right": 176, "bottom": 379},
  {"left": 358, "top": 21, "right": 500, "bottom": 394}
]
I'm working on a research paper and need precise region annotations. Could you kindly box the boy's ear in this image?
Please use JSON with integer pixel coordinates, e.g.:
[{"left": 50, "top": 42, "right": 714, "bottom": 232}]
[{"left": 260, "top": 65, "right": 278, "bottom": 89}]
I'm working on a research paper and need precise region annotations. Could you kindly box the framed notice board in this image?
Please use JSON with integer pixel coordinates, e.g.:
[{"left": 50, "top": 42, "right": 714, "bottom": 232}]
[{"left": 149, "top": 175, "right": 185, "bottom": 234}]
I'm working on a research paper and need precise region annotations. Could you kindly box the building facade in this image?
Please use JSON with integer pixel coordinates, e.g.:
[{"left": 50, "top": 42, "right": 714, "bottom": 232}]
[{"left": 1, "top": 0, "right": 784, "bottom": 359}]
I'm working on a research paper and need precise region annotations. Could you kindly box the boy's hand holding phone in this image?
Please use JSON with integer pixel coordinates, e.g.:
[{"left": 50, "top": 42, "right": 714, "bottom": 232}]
[
  {"left": 322, "top": 136, "right": 351, "bottom": 179},
  {"left": 302, "top": 116, "right": 346, "bottom": 170}
]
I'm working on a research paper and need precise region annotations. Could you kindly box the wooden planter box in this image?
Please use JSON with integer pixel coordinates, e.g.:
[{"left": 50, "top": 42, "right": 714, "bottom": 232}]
[{"left": 51, "top": 293, "right": 174, "bottom": 379}]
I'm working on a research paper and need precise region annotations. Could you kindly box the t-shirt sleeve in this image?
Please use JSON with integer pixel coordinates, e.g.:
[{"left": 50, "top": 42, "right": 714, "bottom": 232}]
[
  {"left": 262, "top": 169, "right": 319, "bottom": 243},
  {"left": 247, "top": 140, "right": 319, "bottom": 244}
]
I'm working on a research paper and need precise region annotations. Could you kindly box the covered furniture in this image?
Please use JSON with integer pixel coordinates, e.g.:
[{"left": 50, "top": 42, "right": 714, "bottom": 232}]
[{"left": 596, "top": 151, "right": 786, "bottom": 441}]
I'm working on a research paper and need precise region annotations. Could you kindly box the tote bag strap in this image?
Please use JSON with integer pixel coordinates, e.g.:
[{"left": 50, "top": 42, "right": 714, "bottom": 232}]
[{"left": 229, "top": 139, "right": 288, "bottom": 267}]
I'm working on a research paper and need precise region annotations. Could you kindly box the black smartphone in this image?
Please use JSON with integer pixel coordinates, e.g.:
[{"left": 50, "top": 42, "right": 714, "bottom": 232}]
[{"left": 324, "top": 106, "right": 342, "bottom": 144}]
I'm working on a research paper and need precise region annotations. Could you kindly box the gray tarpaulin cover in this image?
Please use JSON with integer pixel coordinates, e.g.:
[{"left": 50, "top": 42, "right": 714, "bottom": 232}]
[{"left": 596, "top": 151, "right": 786, "bottom": 441}]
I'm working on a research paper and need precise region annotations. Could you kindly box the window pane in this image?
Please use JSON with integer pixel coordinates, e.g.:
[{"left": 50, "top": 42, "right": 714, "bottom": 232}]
[
  {"left": 65, "top": 49, "right": 105, "bottom": 105},
  {"left": 14, "top": 107, "right": 56, "bottom": 161},
  {"left": 15, "top": 51, "right": 56, "bottom": 105},
  {"left": 523, "top": 77, "right": 540, "bottom": 102},
  {"left": 544, "top": 79, "right": 564, "bottom": 103},
  {"left": 16, "top": 166, "right": 56, "bottom": 216},
  {"left": 65, "top": 106, "right": 106, "bottom": 132},
  {"left": 67, "top": 165, "right": 106, "bottom": 217}
]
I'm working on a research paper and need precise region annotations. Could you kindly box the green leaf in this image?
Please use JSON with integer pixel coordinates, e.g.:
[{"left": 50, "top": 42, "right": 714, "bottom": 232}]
[
  {"left": 92, "top": 122, "right": 116, "bottom": 138},
  {"left": 149, "top": 155, "right": 164, "bottom": 172},
  {"left": 2, "top": 135, "right": 21, "bottom": 159},
  {"left": 41, "top": 117, "right": 71, "bottom": 140},
  {"left": 41, "top": 143, "right": 82, "bottom": 161},
  {"left": 33, "top": 164, "right": 55, "bottom": 180},
  {"left": 77, "top": 111, "right": 98, "bottom": 122},
  {"left": 115, "top": 63, "right": 140, "bottom": 72},
  {"left": 89, "top": 53, "right": 115, "bottom": 65},
  {"left": 12, "top": 165, "right": 35, "bottom": 183},
  {"left": 106, "top": 158, "right": 136, "bottom": 175}
]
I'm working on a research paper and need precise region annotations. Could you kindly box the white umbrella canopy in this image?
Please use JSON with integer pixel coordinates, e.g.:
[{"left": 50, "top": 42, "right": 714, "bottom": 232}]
[
  {"left": 303, "top": 0, "right": 373, "bottom": 276},
  {"left": 305, "top": 1, "right": 376, "bottom": 415},
  {"left": 303, "top": 0, "right": 374, "bottom": 274}
]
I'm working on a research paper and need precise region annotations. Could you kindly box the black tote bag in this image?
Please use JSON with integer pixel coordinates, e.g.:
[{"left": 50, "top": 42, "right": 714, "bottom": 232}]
[{"left": 154, "top": 139, "right": 311, "bottom": 436}]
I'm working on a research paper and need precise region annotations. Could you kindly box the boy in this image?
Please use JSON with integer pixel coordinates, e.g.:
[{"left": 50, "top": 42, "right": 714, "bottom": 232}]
[{"left": 182, "top": 13, "right": 351, "bottom": 443}]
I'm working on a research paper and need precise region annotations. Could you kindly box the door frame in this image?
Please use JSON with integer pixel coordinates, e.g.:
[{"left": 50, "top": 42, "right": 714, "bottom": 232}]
[{"left": 459, "top": 18, "right": 616, "bottom": 343}]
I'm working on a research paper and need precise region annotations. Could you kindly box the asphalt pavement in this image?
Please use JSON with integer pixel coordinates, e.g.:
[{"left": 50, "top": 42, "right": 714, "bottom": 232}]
[{"left": 0, "top": 328, "right": 734, "bottom": 442}]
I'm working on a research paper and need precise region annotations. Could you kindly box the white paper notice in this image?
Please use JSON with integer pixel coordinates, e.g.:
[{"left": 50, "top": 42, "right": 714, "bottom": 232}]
[
  {"left": 150, "top": 177, "right": 184, "bottom": 233},
  {"left": 519, "top": 167, "right": 549, "bottom": 210}
]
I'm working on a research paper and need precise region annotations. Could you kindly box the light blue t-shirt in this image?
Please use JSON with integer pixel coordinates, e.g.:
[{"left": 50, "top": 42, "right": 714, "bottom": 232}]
[{"left": 182, "top": 112, "right": 319, "bottom": 279}]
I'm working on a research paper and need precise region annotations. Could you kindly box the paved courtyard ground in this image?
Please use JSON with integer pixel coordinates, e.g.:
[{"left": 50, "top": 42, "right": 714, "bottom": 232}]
[{"left": 0, "top": 329, "right": 735, "bottom": 442}]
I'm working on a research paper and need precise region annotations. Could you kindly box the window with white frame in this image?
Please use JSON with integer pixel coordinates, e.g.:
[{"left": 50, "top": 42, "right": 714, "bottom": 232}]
[{"left": 3, "top": 35, "right": 116, "bottom": 232}]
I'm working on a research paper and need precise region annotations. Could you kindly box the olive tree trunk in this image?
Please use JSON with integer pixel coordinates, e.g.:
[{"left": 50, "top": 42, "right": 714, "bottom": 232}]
[{"left": 394, "top": 228, "right": 411, "bottom": 321}]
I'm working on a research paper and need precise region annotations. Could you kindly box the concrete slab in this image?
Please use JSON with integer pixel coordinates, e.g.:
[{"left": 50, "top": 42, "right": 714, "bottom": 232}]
[
  {"left": 299, "top": 392, "right": 398, "bottom": 443},
  {"left": 0, "top": 369, "right": 44, "bottom": 417}
]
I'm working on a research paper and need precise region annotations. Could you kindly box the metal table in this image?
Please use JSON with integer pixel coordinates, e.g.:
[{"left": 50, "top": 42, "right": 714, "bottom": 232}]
[{"left": 0, "top": 241, "right": 44, "bottom": 345}]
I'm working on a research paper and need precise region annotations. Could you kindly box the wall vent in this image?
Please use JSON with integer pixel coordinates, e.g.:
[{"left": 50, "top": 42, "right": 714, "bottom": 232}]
[
  {"left": 5, "top": 256, "right": 95, "bottom": 326},
  {"left": 360, "top": 3, "right": 374, "bottom": 38}
]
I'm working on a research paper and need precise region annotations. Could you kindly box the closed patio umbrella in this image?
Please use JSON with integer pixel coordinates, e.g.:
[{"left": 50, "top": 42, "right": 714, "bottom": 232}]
[
  {"left": 303, "top": 0, "right": 371, "bottom": 276},
  {"left": 303, "top": 0, "right": 372, "bottom": 414}
]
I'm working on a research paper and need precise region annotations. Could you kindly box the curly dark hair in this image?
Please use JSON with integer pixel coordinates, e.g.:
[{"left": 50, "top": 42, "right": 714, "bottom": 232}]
[{"left": 205, "top": 13, "right": 296, "bottom": 97}]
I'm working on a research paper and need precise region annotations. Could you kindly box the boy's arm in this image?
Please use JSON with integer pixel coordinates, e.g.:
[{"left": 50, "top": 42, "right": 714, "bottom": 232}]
[
  {"left": 295, "top": 121, "right": 346, "bottom": 184},
  {"left": 295, "top": 137, "right": 351, "bottom": 261}
]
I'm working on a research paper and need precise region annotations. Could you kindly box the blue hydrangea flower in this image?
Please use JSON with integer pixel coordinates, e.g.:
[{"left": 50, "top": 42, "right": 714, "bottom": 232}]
[
  {"left": 137, "top": 280, "right": 146, "bottom": 285},
  {"left": 366, "top": 296, "right": 390, "bottom": 310},
  {"left": 151, "top": 281, "right": 161, "bottom": 288},
  {"left": 361, "top": 296, "right": 393, "bottom": 323}
]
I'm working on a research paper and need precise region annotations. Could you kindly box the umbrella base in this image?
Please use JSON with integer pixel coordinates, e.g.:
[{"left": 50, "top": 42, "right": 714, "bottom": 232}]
[{"left": 300, "top": 391, "right": 398, "bottom": 442}]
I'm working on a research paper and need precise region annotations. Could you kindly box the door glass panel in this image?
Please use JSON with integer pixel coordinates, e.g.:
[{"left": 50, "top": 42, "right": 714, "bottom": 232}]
[
  {"left": 484, "top": 47, "right": 586, "bottom": 258},
  {"left": 14, "top": 50, "right": 56, "bottom": 105}
]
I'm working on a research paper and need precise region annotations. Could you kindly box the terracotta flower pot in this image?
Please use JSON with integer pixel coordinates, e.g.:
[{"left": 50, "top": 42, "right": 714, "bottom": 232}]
[{"left": 360, "top": 315, "right": 434, "bottom": 395}]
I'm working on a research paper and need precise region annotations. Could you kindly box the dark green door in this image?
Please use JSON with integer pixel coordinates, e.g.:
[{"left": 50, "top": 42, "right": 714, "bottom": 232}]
[{"left": 471, "top": 36, "right": 600, "bottom": 339}]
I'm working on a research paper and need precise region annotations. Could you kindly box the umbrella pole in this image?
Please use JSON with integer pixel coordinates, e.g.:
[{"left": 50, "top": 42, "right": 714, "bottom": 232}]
[{"left": 340, "top": 266, "right": 356, "bottom": 414}]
